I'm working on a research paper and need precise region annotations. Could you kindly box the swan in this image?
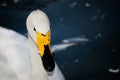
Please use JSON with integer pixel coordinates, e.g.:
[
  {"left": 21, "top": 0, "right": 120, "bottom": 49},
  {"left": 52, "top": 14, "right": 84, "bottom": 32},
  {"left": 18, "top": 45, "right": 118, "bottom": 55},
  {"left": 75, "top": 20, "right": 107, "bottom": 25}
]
[{"left": 0, "top": 10, "right": 65, "bottom": 80}]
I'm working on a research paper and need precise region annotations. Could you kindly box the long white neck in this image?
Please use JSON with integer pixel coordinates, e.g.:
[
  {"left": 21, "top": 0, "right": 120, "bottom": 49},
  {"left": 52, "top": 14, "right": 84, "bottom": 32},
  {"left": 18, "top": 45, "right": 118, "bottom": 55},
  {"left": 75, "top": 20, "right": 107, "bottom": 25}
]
[{"left": 28, "top": 35, "right": 48, "bottom": 80}]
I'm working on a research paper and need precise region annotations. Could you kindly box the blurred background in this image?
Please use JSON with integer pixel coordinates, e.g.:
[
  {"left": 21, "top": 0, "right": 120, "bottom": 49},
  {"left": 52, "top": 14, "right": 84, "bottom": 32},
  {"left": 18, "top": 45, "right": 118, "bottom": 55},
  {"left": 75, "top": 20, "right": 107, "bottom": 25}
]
[{"left": 0, "top": 0, "right": 120, "bottom": 80}]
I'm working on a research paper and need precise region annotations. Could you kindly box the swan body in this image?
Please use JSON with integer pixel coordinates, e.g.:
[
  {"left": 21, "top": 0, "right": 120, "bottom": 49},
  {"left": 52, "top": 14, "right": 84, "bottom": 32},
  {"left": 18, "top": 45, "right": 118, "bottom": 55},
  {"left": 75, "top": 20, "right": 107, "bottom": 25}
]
[{"left": 0, "top": 10, "right": 65, "bottom": 80}]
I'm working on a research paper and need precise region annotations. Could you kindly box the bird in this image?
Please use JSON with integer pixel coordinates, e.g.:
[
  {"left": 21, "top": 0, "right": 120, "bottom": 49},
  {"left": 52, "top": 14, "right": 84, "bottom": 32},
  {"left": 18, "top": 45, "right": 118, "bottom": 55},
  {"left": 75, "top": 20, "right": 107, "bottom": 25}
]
[{"left": 0, "top": 9, "right": 65, "bottom": 80}]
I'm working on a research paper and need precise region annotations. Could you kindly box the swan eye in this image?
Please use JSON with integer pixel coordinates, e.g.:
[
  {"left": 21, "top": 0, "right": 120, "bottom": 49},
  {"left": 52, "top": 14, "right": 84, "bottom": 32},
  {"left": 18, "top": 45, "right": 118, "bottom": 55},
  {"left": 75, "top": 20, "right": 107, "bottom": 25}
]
[{"left": 33, "top": 27, "right": 36, "bottom": 31}]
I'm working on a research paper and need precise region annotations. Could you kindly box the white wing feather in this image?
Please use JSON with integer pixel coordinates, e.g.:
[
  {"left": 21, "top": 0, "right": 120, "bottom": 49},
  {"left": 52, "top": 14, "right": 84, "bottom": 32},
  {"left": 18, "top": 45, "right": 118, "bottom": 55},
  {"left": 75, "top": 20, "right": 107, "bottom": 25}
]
[{"left": 0, "top": 26, "right": 65, "bottom": 80}]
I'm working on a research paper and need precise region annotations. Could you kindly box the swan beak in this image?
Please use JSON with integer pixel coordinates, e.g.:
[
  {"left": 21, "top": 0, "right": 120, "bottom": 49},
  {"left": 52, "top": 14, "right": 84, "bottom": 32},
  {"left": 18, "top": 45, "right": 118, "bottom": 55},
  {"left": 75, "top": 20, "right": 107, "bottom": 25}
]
[{"left": 36, "top": 31, "right": 55, "bottom": 72}]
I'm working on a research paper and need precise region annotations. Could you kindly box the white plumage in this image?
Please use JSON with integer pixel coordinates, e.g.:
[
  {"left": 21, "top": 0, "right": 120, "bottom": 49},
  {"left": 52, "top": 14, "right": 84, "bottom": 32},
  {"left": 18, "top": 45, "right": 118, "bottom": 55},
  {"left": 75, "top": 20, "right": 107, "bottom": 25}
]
[
  {"left": 0, "top": 9, "right": 89, "bottom": 80},
  {"left": 0, "top": 10, "right": 65, "bottom": 80}
]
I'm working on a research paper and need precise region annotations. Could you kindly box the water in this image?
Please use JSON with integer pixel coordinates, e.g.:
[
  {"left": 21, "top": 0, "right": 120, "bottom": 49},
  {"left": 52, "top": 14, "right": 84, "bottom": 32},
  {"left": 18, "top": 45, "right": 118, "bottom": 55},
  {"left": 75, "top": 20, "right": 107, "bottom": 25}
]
[{"left": 0, "top": 0, "right": 120, "bottom": 80}]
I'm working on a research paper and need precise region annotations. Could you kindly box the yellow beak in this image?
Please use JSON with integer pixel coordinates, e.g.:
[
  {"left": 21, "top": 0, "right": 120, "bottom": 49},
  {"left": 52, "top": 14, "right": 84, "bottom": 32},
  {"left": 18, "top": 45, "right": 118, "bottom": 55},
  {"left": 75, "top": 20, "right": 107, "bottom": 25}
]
[
  {"left": 36, "top": 31, "right": 51, "bottom": 56},
  {"left": 36, "top": 31, "right": 55, "bottom": 72}
]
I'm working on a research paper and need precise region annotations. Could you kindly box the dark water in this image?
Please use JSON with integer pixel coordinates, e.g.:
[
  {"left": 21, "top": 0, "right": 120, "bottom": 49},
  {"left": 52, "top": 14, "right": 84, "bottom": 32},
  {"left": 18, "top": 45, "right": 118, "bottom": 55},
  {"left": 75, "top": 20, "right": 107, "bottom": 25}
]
[{"left": 0, "top": 0, "right": 120, "bottom": 80}]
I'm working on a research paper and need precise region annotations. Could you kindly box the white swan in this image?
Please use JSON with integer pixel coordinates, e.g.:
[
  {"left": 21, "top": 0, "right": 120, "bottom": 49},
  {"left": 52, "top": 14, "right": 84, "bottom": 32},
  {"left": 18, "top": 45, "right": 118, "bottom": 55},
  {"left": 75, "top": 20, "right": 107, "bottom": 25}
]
[{"left": 0, "top": 10, "right": 65, "bottom": 80}]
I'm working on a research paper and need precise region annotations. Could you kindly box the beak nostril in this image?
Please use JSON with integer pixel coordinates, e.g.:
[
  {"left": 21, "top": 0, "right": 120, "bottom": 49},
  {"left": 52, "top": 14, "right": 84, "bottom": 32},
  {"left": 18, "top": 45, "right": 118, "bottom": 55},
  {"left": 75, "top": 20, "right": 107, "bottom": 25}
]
[{"left": 42, "top": 33, "right": 45, "bottom": 36}]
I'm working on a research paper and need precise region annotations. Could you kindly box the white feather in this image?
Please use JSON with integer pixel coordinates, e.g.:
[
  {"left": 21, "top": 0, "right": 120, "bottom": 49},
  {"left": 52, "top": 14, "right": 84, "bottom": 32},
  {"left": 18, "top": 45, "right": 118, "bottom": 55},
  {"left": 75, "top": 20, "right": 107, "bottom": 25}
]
[{"left": 0, "top": 9, "right": 65, "bottom": 80}]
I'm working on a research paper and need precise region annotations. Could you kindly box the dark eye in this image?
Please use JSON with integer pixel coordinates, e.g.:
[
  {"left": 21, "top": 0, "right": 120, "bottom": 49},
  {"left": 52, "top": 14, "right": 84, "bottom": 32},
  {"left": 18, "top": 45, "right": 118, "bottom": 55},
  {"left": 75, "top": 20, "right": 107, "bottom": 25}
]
[{"left": 33, "top": 27, "right": 36, "bottom": 31}]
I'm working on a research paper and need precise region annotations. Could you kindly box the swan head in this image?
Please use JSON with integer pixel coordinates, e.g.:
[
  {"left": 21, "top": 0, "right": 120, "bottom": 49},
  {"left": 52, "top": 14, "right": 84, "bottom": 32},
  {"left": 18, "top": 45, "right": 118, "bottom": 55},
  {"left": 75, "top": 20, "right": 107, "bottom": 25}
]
[{"left": 26, "top": 9, "right": 55, "bottom": 72}]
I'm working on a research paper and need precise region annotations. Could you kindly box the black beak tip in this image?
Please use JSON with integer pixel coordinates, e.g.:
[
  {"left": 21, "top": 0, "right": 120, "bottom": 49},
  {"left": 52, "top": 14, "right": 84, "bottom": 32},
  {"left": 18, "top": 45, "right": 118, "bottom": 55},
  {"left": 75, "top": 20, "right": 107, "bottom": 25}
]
[
  {"left": 46, "top": 64, "right": 55, "bottom": 72},
  {"left": 42, "top": 57, "right": 55, "bottom": 72},
  {"left": 42, "top": 45, "right": 55, "bottom": 72}
]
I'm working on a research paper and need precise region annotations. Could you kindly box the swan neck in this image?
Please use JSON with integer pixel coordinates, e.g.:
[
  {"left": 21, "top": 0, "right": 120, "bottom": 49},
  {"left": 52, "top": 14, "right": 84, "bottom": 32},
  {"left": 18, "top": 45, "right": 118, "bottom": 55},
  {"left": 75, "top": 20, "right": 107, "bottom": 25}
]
[{"left": 28, "top": 34, "right": 48, "bottom": 80}]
